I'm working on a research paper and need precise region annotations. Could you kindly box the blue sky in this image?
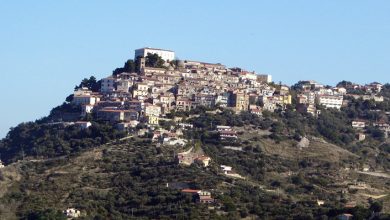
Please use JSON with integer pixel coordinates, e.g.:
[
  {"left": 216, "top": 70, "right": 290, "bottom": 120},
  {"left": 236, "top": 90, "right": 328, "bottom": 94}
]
[{"left": 0, "top": 0, "right": 389, "bottom": 137}]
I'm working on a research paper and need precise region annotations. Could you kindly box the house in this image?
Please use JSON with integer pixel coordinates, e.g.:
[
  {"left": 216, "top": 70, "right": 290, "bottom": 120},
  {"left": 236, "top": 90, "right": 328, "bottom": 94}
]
[
  {"left": 351, "top": 120, "right": 366, "bottom": 129},
  {"left": 216, "top": 125, "right": 238, "bottom": 139},
  {"left": 101, "top": 77, "right": 117, "bottom": 93},
  {"left": 97, "top": 108, "right": 138, "bottom": 122},
  {"left": 195, "top": 156, "right": 211, "bottom": 167},
  {"left": 144, "top": 104, "right": 161, "bottom": 117},
  {"left": 221, "top": 165, "right": 232, "bottom": 174},
  {"left": 196, "top": 191, "right": 214, "bottom": 204},
  {"left": 158, "top": 93, "right": 176, "bottom": 112},
  {"left": 72, "top": 95, "right": 100, "bottom": 106},
  {"left": 176, "top": 98, "right": 192, "bottom": 111},
  {"left": 357, "top": 133, "right": 366, "bottom": 141},
  {"left": 143, "top": 67, "right": 167, "bottom": 76},
  {"left": 216, "top": 125, "right": 233, "bottom": 132},
  {"left": 275, "top": 94, "right": 292, "bottom": 105},
  {"left": 219, "top": 130, "right": 238, "bottom": 139},
  {"left": 132, "top": 83, "right": 149, "bottom": 98},
  {"left": 250, "top": 108, "right": 262, "bottom": 116},
  {"left": 164, "top": 138, "right": 187, "bottom": 146},
  {"left": 373, "top": 122, "right": 390, "bottom": 131},
  {"left": 297, "top": 94, "right": 308, "bottom": 104},
  {"left": 64, "top": 208, "right": 81, "bottom": 218},
  {"left": 178, "top": 123, "right": 194, "bottom": 129},
  {"left": 229, "top": 91, "right": 249, "bottom": 112},
  {"left": 126, "top": 100, "right": 144, "bottom": 112},
  {"left": 366, "top": 82, "right": 383, "bottom": 93},
  {"left": 116, "top": 79, "right": 133, "bottom": 93},
  {"left": 215, "top": 93, "right": 229, "bottom": 107},
  {"left": 296, "top": 80, "right": 324, "bottom": 91},
  {"left": 263, "top": 101, "right": 277, "bottom": 112},
  {"left": 194, "top": 94, "right": 216, "bottom": 108},
  {"left": 147, "top": 115, "right": 159, "bottom": 125},
  {"left": 316, "top": 95, "right": 343, "bottom": 109},
  {"left": 333, "top": 87, "right": 347, "bottom": 95}
]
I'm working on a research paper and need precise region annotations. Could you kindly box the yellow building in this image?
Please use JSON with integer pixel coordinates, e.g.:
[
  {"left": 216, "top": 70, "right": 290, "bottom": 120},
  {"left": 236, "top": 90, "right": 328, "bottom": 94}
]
[
  {"left": 230, "top": 91, "right": 249, "bottom": 112},
  {"left": 148, "top": 116, "right": 159, "bottom": 125},
  {"left": 282, "top": 94, "right": 292, "bottom": 105}
]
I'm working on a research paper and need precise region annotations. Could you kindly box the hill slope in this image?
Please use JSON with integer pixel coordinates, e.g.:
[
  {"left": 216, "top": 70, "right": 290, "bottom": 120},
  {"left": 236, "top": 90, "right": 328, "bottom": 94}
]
[{"left": 0, "top": 135, "right": 388, "bottom": 219}]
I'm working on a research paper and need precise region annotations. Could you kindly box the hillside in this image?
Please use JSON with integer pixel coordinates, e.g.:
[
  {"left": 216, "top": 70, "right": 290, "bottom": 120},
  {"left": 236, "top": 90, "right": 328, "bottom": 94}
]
[
  {"left": 0, "top": 53, "right": 390, "bottom": 219},
  {"left": 0, "top": 130, "right": 389, "bottom": 219}
]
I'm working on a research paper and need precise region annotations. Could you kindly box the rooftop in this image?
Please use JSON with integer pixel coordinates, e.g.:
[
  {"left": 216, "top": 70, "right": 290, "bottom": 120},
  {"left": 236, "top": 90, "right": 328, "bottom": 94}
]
[{"left": 135, "top": 47, "right": 174, "bottom": 52}]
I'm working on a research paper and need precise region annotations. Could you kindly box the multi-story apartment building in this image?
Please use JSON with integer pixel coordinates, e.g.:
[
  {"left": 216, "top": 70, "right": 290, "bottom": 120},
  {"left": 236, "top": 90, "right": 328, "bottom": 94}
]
[
  {"left": 316, "top": 95, "right": 343, "bottom": 109},
  {"left": 101, "top": 77, "right": 117, "bottom": 93}
]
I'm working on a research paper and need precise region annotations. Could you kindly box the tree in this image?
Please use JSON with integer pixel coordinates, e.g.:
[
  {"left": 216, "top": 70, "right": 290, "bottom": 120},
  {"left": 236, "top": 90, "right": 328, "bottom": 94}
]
[
  {"left": 74, "top": 76, "right": 100, "bottom": 92},
  {"left": 112, "top": 59, "right": 138, "bottom": 75},
  {"left": 27, "top": 209, "right": 67, "bottom": 220},
  {"left": 369, "top": 200, "right": 383, "bottom": 213},
  {"left": 336, "top": 80, "right": 353, "bottom": 88},
  {"left": 145, "top": 53, "right": 165, "bottom": 68}
]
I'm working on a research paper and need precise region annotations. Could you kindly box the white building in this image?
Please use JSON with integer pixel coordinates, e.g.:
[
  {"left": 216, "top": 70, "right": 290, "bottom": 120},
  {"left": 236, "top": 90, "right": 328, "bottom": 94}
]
[
  {"left": 64, "top": 208, "right": 81, "bottom": 218},
  {"left": 144, "top": 104, "right": 162, "bottom": 117},
  {"left": 220, "top": 165, "right": 232, "bottom": 174},
  {"left": 216, "top": 125, "right": 232, "bottom": 132},
  {"left": 72, "top": 95, "right": 100, "bottom": 106},
  {"left": 116, "top": 80, "right": 133, "bottom": 93},
  {"left": 101, "top": 77, "right": 117, "bottom": 93},
  {"left": 134, "top": 47, "right": 175, "bottom": 62},
  {"left": 352, "top": 120, "right": 366, "bottom": 129},
  {"left": 240, "top": 72, "right": 257, "bottom": 81},
  {"left": 317, "top": 95, "right": 343, "bottom": 109}
]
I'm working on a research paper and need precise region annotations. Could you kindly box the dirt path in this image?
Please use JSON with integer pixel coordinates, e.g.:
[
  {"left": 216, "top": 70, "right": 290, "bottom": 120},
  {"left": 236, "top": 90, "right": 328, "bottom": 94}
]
[
  {"left": 356, "top": 171, "right": 390, "bottom": 179},
  {"left": 360, "top": 193, "right": 388, "bottom": 199}
]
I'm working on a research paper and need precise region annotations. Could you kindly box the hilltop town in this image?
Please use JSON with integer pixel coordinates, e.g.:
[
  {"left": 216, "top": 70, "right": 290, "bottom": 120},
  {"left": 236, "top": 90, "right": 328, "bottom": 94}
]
[
  {"left": 0, "top": 47, "right": 389, "bottom": 219},
  {"left": 69, "top": 47, "right": 388, "bottom": 140}
]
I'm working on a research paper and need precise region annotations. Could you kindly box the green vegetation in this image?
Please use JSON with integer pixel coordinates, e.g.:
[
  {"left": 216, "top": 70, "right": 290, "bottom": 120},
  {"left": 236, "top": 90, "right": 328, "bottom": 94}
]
[
  {"left": 0, "top": 79, "right": 389, "bottom": 219},
  {"left": 145, "top": 53, "right": 165, "bottom": 68},
  {"left": 113, "top": 59, "right": 138, "bottom": 75},
  {"left": 0, "top": 121, "right": 125, "bottom": 164},
  {"left": 74, "top": 76, "right": 100, "bottom": 92}
]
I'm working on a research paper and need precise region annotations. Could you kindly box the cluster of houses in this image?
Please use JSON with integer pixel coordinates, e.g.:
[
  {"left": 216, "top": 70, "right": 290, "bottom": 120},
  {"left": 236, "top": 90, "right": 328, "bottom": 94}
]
[
  {"left": 70, "top": 47, "right": 290, "bottom": 130},
  {"left": 294, "top": 80, "right": 385, "bottom": 116},
  {"left": 352, "top": 119, "right": 390, "bottom": 139},
  {"left": 69, "top": 48, "right": 389, "bottom": 142}
]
